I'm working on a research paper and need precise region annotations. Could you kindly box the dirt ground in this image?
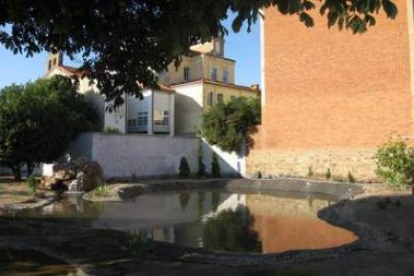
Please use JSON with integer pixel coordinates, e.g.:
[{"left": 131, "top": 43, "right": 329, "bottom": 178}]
[{"left": 0, "top": 177, "right": 34, "bottom": 206}]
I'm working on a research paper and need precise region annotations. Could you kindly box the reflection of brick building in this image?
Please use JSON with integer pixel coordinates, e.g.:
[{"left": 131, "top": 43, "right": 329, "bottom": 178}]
[{"left": 248, "top": 0, "right": 414, "bottom": 180}]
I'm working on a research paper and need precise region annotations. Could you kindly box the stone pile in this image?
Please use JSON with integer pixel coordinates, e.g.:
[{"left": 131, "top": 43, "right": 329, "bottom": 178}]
[{"left": 40, "top": 157, "right": 104, "bottom": 192}]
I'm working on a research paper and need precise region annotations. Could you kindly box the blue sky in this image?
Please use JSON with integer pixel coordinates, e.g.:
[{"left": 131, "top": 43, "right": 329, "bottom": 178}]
[{"left": 0, "top": 15, "right": 260, "bottom": 89}]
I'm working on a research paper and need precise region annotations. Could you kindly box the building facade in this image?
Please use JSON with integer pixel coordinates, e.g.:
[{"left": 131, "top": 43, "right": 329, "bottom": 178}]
[
  {"left": 159, "top": 37, "right": 260, "bottom": 135},
  {"left": 45, "top": 53, "right": 175, "bottom": 136},
  {"left": 248, "top": 0, "right": 414, "bottom": 181}
]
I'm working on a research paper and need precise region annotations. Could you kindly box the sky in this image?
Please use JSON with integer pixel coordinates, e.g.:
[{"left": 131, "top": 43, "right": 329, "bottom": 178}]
[{"left": 0, "top": 13, "right": 260, "bottom": 90}]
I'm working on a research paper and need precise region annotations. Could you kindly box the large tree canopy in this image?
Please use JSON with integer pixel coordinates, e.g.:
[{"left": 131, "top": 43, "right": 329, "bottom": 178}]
[
  {"left": 0, "top": 0, "right": 397, "bottom": 102},
  {"left": 0, "top": 76, "right": 99, "bottom": 181}
]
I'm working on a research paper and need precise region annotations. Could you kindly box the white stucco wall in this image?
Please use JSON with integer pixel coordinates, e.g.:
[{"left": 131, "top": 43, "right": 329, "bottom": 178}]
[
  {"left": 201, "top": 139, "right": 246, "bottom": 177},
  {"left": 69, "top": 133, "right": 199, "bottom": 179},
  {"left": 173, "top": 83, "right": 204, "bottom": 135}
]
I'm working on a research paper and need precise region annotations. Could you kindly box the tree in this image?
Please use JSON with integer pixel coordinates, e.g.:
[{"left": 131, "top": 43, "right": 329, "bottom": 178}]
[
  {"left": 0, "top": 76, "right": 99, "bottom": 181},
  {"left": 202, "top": 97, "right": 261, "bottom": 153},
  {"left": 0, "top": 1, "right": 397, "bottom": 103}
]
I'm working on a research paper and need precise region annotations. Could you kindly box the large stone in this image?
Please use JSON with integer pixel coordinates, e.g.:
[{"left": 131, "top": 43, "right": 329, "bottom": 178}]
[
  {"left": 53, "top": 162, "right": 77, "bottom": 181},
  {"left": 79, "top": 161, "right": 104, "bottom": 192}
]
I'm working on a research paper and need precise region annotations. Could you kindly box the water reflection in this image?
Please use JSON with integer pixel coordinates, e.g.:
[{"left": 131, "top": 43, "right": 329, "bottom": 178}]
[
  {"left": 202, "top": 205, "right": 261, "bottom": 252},
  {"left": 4, "top": 190, "right": 357, "bottom": 254}
]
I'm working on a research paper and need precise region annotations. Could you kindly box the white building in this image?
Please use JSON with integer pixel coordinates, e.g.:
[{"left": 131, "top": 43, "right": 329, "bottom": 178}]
[{"left": 44, "top": 52, "right": 175, "bottom": 136}]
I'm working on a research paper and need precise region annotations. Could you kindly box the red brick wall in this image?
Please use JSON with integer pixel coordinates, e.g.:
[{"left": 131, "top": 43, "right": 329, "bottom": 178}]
[
  {"left": 261, "top": 0, "right": 413, "bottom": 150},
  {"left": 247, "top": 1, "right": 414, "bottom": 180}
]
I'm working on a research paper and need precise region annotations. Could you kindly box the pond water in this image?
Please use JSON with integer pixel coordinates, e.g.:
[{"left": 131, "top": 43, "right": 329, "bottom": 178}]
[
  {"left": 0, "top": 248, "right": 82, "bottom": 276},
  {"left": 5, "top": 190, "right": 357, "bottom": 254}
]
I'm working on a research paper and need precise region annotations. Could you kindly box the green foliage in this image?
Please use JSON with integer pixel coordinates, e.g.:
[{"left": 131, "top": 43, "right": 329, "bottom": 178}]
[
  {"left": 179, "top": 156, "right": 191, "bottom": 178},
  {"left": 25, "top": 177, "right": 37, "bottom": 194},
  {"left": 202, "top": 206, "right": 261, "bottom": 252},
  {"left": 203, "top": 97, "right": 261, "bottom": 153},
  {"left": 0, "top": 76, "right": 99, "bottom": 181},
  {"left": 93, "top": 183, "right": 109, "bottom": 197},
  {"left": 0, "top": 1, "right": 397, "bottom": 102},
  {"left": 307, "top": 166, "right": 314, "bottom": 178},
  {"left": 211, "top": 152, "right": 221, "bottom": 178},
  {"left": 121, "top": 231, "right": 149, "bottom": 256},
  {"left": 347, "top": 171, "right": 356, "bottom": 183},
  {"left": 325, "top": 168, "right": 331, "bottom": 180},
  {"left": 375, "top": 137, "right": 414, "bottom": 189},
  {"left": 103, "top": 126, "right": 120, "bottom": 133},
  {"left": 197, "top": 145, "right": 206, "bottom": 178}
]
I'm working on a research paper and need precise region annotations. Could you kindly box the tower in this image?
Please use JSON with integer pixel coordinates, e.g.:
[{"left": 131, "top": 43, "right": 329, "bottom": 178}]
[{"left": 46, "top": 51, "right": 63, "bottom": 73}]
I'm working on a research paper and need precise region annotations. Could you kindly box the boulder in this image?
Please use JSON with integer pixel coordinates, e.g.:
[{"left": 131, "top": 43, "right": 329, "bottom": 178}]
[
  {"left": 81, "top": 161, "right": 105, "bottom": 192},
  {"left": 53, "top": 162, "right": 77, "bottom": 181}
]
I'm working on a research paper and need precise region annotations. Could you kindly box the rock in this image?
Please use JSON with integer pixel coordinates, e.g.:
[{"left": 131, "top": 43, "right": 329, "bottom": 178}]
[
  {"left": 53, "top": 162, "right": 77, "bottom": 181},
  {"left": 51, "top": 179, "right": 68, "bottom": 192},
  {"left": 68, "top": 180, "right": 79, "bottom": 192},
  {"left": 81, "top": 161, "right": 105, "bottom": 192},
  {"left": 40, "top": 176, "right": 56, "bottom": 190}
]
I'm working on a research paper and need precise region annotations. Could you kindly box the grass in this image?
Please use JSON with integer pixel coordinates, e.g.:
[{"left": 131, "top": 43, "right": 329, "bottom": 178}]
[{"left": 93, "top": 183, "right": 110, "bottom": 197}]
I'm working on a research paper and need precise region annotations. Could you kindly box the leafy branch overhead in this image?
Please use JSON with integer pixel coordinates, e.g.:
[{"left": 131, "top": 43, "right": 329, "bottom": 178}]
[{"left": 0, "top": 0, "right": 398, "bottom": 101}]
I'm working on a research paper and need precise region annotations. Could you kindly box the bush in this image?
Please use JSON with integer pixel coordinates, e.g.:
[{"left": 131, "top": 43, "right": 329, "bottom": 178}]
[
  {"left": 197, "top": 146, "right": 206, "bottom": 178},
  {"left": 375, "top": 137, "right": 414, "bottom": 189},
  {"left": 325, "top": 168, "right": 331, "bottom": 180},
  {"left": 25, "top": 177, "right": 37, "bottom": 194},
  {"left": 179, "top": 156, "right": 191, "bottom": 178},
  {"left": 202, "top": 97, "right": 261, "bottom": 153},
  {"left": 211, "top": 152, "right": 221, "bottom": 178},
  {"left": 103, "top": 126, "right": 120, "bottom": 133},
  {"left": 347, "top": 171, "right": 356, "bottom": 183},
  {"left": 307, "top": 166, "right": 314, "bottom": 178}
]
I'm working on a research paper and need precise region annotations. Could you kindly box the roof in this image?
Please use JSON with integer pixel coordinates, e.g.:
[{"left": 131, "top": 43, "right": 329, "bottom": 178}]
[
  {"left": 156, "top": 84, "right": 175, "bottom": 93},
  {"left": 170, "top": 78, "right": 260, "bottom": 94},
  {"left": 186, "top": 50, "right": 236, "bottom": 63}
]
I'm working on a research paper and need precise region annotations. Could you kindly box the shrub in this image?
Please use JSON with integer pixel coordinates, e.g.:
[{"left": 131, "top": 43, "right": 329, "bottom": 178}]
[
  {"left": 375, "top": 137, "right": 414, "bottom": 189},
  {"left": 307, "top": 166, "right": 314, "bottom": 178},
  {"left": 179, "top": 156, "right": 191, "bottom": 178},
  {"left": 25, "top": 177, "right": 37, "bottom": 194},
  {"left": 93, "top": 183, "right": 109, "bottom": 197},
  {"left": 325, "top": 168, "right": 331, "bottom": 180},
  {"left": 347, "top": 171, "right": 356, "bottom": 183},
  {"left": 197, "top": 146, "right": 206, "bottom": 178},
  {"left": 211, "top": 152, "right": 221, "bottom": 178},
  {"left": 103, "top": 126, "right": 120, "bottom": 133}
]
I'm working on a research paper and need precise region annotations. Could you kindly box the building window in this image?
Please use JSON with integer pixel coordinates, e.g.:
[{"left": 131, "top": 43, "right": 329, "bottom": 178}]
[
  {"left": 184, "top": 67, "right": 190, "bottom": 82},
  {"left": 48, "top": 60, "right": 52, "bottom": 70},
  {"left": 208, "top": 92, "right": 214, "bottom": 106},
  {"left": 211, "top": 68, "right": 217, "bottom": 81},
  {"left": 138, "top": 112, "right": 148, "bottom": 126},
  {"left": 128, "top": 119, "right": 137, "bottom": 127},
  {"left": 223, "top": 70, "right": 228, "bottom": 84},
  {"left": 154, "top": 110, "right": 169, "bottom": 126},
  {"left": 53, "top": 58, "right": 57, "bottom": 66},
  {"left": 217, "top": 93, "right": 223, "bottom": 104}
]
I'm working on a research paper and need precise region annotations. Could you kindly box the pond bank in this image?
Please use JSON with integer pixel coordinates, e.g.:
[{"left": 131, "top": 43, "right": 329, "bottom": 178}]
[{"left": 1, "top": 178, "right": 413, "bottom": 275}]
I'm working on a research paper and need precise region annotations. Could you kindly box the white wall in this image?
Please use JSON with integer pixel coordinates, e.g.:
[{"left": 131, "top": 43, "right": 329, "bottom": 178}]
[
  {"left": 173, "top": 83, "right": 204, "bottom": 135},
  {"left": 69, "top": 133, "right": 199, "bottom": 179},
  {"left": 201, "top": 139, "right": 246, "bottom": 177}
]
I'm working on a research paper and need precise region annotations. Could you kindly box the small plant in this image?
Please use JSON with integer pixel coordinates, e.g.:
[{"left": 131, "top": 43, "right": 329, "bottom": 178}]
[
  {"left": 121, "top": 231, "right": 150, "bottom": 256},
  {"left": 197, "top": 146, "right": 206, "bottom": 178},
  {"left": 325, "top": 168, "right": 331, "bottom": 180},
  {"left": 211, "top": 152, "right": 221, "bottom": 178},
  {"left": 103, "top": 126, "right": 120, "bottom": 133},
  {"left": 307, "top": 166, "right": 314, "bottom": 178},
  {"left": 347, "top": 171, "right": 356, "bottom": 183},
  {"left": 25, "top": 177, "right": 37, "bottom": 194},
  {"left": 257, "top": 171, "right": 262, "bottom": 179},
  {"left": 179, "top": 156, "right": 191, "bottom": 178},
  {"left": 375, "top": 137, "right": 414, "bottom": 189},
  {"left": 93, "top": 183, "right": 109, "bottom": 197}
]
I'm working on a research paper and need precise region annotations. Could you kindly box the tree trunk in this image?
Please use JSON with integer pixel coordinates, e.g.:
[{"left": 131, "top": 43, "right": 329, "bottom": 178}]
[
  {"left": 26, "top": 161, "right": 35, "bottom": 177},
  {"left": 10, "top": 166, "right": 22, "bottom": 182}
]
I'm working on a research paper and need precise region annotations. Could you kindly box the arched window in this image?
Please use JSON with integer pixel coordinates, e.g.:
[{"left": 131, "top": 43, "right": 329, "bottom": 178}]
[
  {"left": 48, "top": 60, "right": 52, "bottom": 70},
  {"left": 208, "top": 92, "right": 214, "bottom": 106}
]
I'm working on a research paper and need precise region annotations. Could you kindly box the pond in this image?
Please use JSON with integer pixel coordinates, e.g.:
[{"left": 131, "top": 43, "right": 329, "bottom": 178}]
[{"left": 6, "top": 189, "right": 357, "bottom": 254}]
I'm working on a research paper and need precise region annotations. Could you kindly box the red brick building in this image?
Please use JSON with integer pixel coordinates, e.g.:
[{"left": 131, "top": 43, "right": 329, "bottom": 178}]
[{"left": 248, "top": 0, "right": 414, "bottom": 180}]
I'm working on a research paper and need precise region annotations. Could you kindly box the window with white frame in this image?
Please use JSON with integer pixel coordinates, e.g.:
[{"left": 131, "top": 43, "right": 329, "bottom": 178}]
[
  {"left": 154, "top": 110, "right": 169, "bottom": 126},
  {"left": 211, "top": 68, "right": 217, "bottom": 81},
  {"left": 137, "top": 112, "right": 148, "bottom": 126},
  {"left": 223, "top": 70, "right": 228, "bottom": 84},
  {"left": 184, "top": 67, "right": 190, "bottom": 82},
  {"left": 217, "top": 93, "right": 223, "bottom": 104},
  {"left": 208, "top": 92, "right": 214, "bottom": 106}
]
